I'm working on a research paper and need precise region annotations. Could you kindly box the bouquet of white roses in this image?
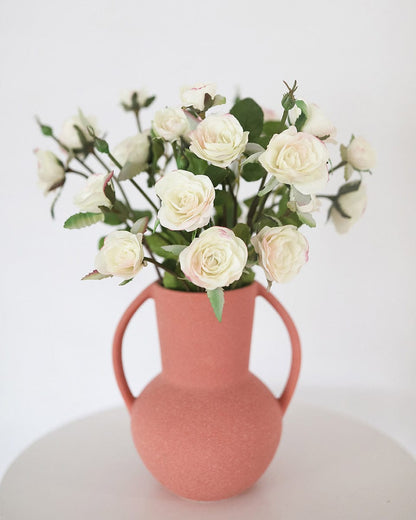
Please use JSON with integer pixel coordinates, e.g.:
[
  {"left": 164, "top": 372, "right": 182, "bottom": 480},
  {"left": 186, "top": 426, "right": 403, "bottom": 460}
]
[{"left": 35, "top": 81, "right": 375, "bottom": 320}]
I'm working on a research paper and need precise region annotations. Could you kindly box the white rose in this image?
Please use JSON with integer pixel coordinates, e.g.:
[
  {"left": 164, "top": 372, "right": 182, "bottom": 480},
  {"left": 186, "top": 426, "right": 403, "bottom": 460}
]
[
  {"left": 95, "top": 231, "right": 144, "bottom": 280},
  {"left": 73, "top": 173, "right": 112, "bottom": 213},
  {"left": 180, "top": 83, "right": 217, "bottom": 111},
  {"left": 120, "top": 89, "right": 150, "bottom": 108},
  {"left": 345, "top": 136, "right": 376, "bottom": 171},
  {"left": 153, "top": 107, "right": 190, "bottom": 142},
  {"left": 112, "top": 133, "right": 150, "bottom": 172},
  {"left": 289, "top": 101, "right": 337, "bottom": 142},
  {"left": 189, "top": 114, "right": 249, "bottom": 168},
  {"left": 155, "top": 169, "right": 215, "bottom": 231},
  {"left": 251, "top": 225, "right": 309, "bottom": 283},
  {"left": 60, "top": 114, "right": 98, "bottom": 150},
  {"left": 330, "top": 182, "right": 367, "bottom": 234},
  {"left": 179, "top": 227, "right": 248, "bottom": 290},
  {"left": 35, "top": 149, "right": 65, "bottom": 194},
  {"left": 259, "top": 126, "right": 329, "bottom": 195}
]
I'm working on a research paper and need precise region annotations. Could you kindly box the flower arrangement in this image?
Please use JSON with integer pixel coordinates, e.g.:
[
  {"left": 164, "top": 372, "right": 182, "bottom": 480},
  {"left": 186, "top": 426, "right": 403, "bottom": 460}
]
[{"left": 35, "top": 81, "right": 375, "bottom": 321}]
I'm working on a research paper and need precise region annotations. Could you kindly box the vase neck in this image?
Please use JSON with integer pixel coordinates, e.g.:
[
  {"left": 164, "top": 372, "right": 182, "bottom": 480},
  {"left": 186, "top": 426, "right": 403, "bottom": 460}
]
[{"left": 153, "top": 284, "right": 257, "bottom": 388}]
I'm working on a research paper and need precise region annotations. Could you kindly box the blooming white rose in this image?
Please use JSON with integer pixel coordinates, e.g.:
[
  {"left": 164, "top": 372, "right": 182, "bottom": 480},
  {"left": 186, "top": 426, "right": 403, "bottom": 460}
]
[
  {"left": 112, "top": 133, "right": 150, "bottom": 173},
  {"left": 120, "top": 89, "right": 150, "bottom": 108},
  {"left": 35, "top": 149, "right": 65, "bottom": 194},
  {"left": 60, "top": 114, "right": 98, "bottom": 150},
  {"left": 155, "top": 170, "right": 215, "bottom": 231},
  {"left": 259, "top": 126, "right": 329, "bottom": 195},
  {"left": 189, "top": 114, "right": 249, "bottom": 168},
  {"left": 330, "top": 182, "right": 367, "bottom": 234},
  {"left": 180, "top": 83, "right": 217, "bottom": 112},
  {"left": 251, "top": 225, "right": 309, "bottom": 283},
  {"left": 153, "top": 107, "right": 190, "bottom": 142},
  {"left": 73, "top": 173, "right": 112, "bottom": 213},
  {"left": 345, "top": 136, "right": 376, "bottom": 171},
  {"left": 95, "top": 231, "right": 144, "bottom": 280},
  {"left": 289, "top": 101, "right": 337, "bottom": 142},
  {"left": 179, "top": 227, "right": 248, "bottom": 290}
]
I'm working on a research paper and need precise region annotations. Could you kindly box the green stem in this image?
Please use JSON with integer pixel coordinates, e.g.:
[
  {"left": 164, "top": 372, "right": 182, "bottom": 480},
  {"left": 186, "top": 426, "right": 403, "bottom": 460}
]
[
  {"left": 51, "top": 134, "right": 95, "bottom": 174},
  {"left": 134, "top": 110, "right": 142, "bottom": 132},
  {"left": 142, "top": 239, "right": 162, "bottom": 283},
  {"left": 227, "top": 179, "right": 238, "bottom": 227},
  {"left": 91, "top": 150, "right": 134, "bottom": 217},
  {"left": 143, "top": 257, "right": 191, "bottom": 291},
  {"left": 329, "top": 160, "right": 347, "bottom": 174},
  {"left": 247, "top": 174, "right": 267, "bottom": 229}
]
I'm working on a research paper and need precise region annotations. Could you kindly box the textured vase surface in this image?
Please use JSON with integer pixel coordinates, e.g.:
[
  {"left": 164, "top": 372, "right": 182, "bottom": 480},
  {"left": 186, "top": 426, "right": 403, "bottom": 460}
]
[{"left": 113, "top": 281, "right": 301, "bottom": 501}]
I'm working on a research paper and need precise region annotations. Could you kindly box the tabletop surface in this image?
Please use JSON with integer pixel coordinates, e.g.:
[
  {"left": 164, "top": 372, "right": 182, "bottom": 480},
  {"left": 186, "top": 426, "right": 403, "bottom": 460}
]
[{"left": 1, "top": 403, "right": 415, "bottom": 519}]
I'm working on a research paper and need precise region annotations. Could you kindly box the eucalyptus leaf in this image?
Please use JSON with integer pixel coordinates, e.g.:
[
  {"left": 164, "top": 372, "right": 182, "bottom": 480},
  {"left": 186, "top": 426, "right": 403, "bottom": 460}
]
[
  {"left": 207, "top": 287, "right": 224, "bottom": 322},
  {"left": 64, "top": 212, "right": 104, "bottom": 229}
]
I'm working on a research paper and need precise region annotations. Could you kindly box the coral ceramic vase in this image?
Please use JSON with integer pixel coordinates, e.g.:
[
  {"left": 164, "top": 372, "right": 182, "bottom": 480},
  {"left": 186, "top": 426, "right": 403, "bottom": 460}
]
[{"left": 113, "top": 281, "right": 301, "bottom": 501}]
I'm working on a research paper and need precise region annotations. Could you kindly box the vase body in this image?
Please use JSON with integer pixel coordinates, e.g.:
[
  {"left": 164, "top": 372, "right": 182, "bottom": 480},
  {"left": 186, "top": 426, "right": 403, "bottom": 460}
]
[{"left": 113, "top": 281, "right": 301, "bottom": 501}]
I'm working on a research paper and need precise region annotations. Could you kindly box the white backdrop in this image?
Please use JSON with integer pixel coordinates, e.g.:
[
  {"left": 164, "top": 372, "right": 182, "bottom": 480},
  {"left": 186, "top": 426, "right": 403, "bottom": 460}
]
[{"left": 1, "top": 0, "right": 415, "bottom": 478}]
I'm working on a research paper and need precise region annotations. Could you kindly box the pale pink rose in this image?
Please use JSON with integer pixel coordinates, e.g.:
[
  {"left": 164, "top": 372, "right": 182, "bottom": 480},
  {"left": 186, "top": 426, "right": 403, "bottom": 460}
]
[
  {"left": 251, "top": 225, "right": 309, "bottom": 283},
  {"left": 259, "top": 126, "right": 329, "bottom": 195},
  {"left": 95, "top": 231, "right": 144, "bottom": 280},
  {"left": 155, "top": 169, "right": 215, "bottom": 231},
  {"left": 179, "top": 227, "right": 248, "bottom": 290}
]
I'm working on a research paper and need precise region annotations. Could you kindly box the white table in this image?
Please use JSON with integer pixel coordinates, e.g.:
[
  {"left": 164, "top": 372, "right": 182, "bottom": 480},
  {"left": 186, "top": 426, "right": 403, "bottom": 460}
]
[{"left": 1, "top": 403, "right": 415, "bottom": 519}]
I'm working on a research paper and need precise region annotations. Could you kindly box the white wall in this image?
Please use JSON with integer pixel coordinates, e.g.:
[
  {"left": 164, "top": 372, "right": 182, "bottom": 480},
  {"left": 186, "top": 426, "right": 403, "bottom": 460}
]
[{"left": 1, "top": 0, "right": 415, "bottom": 478}]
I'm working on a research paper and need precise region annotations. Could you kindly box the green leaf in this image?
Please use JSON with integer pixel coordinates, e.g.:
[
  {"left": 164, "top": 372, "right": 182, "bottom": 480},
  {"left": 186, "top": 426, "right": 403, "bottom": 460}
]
[
  {"left": 232, "top": 223, "right": 251, "bottom": 245},
  {"left": 150, "top": 137, "right": 164, "bottom": 172},
  {"left": 204, "top": 165, "right": 228, "bottom": 186},
  {"left": 230, "top": 98, "right": 264, "bottom": 139},
  {"left": 40, "top": 124, "right": 53, "bottom": 136},
  {"left": 94, "top": 137, "right": 109, "bottom": 154},
  {"left": 258, "top": 177, "right": 279, "bottom": 197},
  {"left": 118, "top": 161, "right": 142, "bottom": 181},
  {"left": 213, "top": 190, "right": 235, "bottom": 227},
  {"left": 207, "top": 287, "right": 224, "bottom": 322},
  {"left": 184, "top": 150, "right": 208, "bottom": 175},
  {"left": 160, "top": 244, "right": 187, "bottom": 256},
  {"left": 229, "top": 268, "right": 255, "bottom": 290},
  {"left": 242, "top": 162, "right": 266, "bottom": 182},
  {"left": 144, "top": 95, "right": 156, "bottom": 108},
  {"left": 82, "top": 270, "right": 112, "bottom": 280},
  {"left": 98, "top": 236, "right": 105, "bottom": 249},
  {"left": 294, "top": 100, "right": 308, "bottom": 131},
  {"left": 131, "top": 216, "right": 149, "bottom": 234},
  {"left": 338, "top": 180, "right": 361, "bottom": 196},
  {"left": 119, "top": 278, "right": 133, "bottom": 286},
  {"left": 262, "top": 120, "right": 287, "bottom": 138},
  {"left": 132, "top": 209, "right": 152, "bottom": 221},
  {"left": 103, "top": 212, "right": 123, "bottom": 225},
  {"left": 64, "top": 212, "right": 104, "bottom": 229},
  {"left": 298, "top": 211, "right": 316, "bottom": 227}
]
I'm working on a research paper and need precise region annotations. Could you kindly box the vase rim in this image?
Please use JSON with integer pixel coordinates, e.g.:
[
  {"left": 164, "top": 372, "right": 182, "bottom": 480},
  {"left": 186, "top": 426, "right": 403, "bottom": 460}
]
[{"left": 152, "top": 280, "right": 257, "bottom": 297}]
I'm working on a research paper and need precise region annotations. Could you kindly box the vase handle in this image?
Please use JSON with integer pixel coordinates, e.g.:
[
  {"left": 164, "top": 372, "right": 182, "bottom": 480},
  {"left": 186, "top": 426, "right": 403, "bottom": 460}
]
[
  {"left": 255, "top": 282, "right": 301, "bottom": 415},
  {"left": 112, "top": 282, "right": 156, "bottom": 413}
]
